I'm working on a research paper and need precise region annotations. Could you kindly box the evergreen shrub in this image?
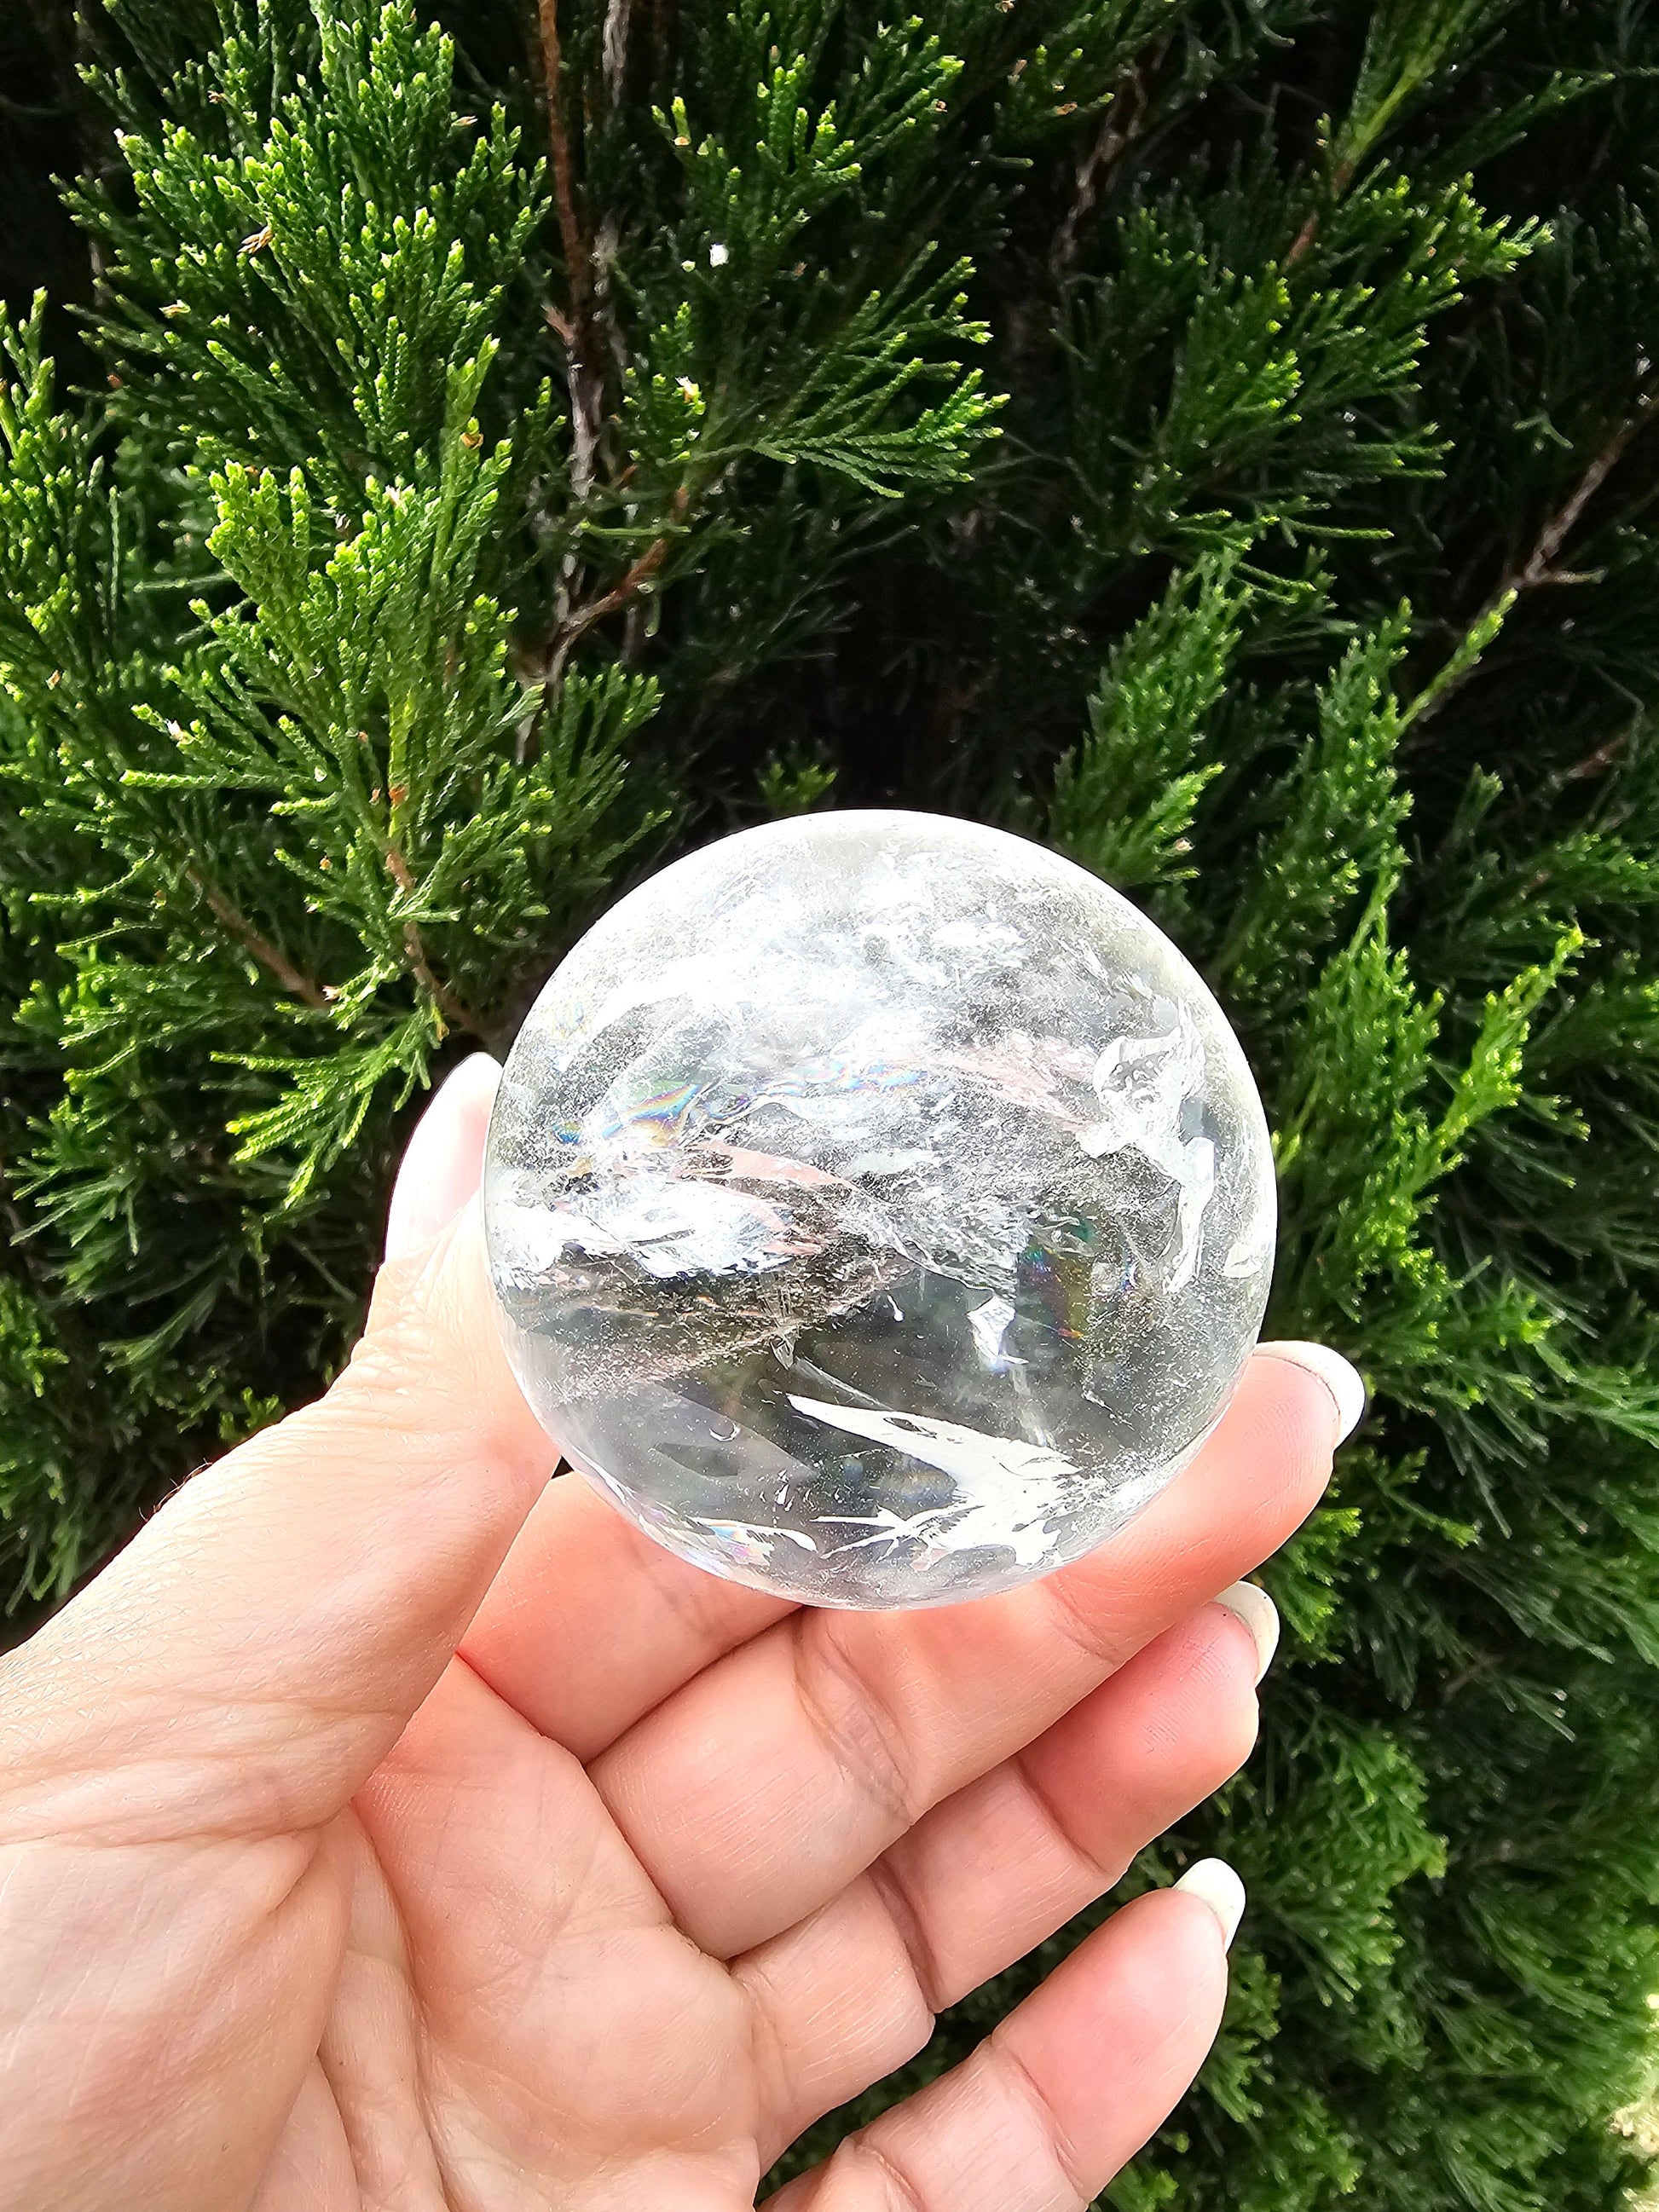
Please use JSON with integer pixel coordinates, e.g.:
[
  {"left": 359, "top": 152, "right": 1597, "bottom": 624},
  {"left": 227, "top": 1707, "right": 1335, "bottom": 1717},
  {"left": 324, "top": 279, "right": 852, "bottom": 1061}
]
[{"left": 3, "top": 2, "right": 1658, "bottom": 2204}]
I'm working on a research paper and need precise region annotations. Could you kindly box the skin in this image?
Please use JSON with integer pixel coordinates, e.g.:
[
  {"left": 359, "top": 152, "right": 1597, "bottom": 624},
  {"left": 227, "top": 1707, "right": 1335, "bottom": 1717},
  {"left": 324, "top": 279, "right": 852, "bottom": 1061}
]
[{"left": 0, "top": 1056, "right": 1341, "bottom": 2211}]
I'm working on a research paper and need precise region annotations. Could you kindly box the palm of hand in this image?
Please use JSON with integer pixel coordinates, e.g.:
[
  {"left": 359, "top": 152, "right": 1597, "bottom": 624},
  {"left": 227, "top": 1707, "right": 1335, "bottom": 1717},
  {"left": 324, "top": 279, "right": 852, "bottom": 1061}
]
[
  {"left": 0, "top": 1068, "right": 1338, "bottom": 2212},
  {"left": 275, "top": 1546, "right": 1242, "bottom": 2212},
  {"left": 276, "top": 1681, "right": 773, "bottom": 2212}
]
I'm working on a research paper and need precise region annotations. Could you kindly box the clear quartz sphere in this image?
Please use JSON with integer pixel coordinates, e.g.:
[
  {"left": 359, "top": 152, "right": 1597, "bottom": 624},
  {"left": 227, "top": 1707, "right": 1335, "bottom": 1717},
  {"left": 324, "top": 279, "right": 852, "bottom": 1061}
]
[{"left": 484, "top": 810, "right": 1276, "bottom": 1609}]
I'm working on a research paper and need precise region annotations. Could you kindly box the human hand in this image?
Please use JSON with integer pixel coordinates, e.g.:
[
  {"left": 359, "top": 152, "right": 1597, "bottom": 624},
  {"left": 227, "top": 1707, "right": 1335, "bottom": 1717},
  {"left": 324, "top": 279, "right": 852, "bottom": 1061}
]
[{"left": 0, "top": 1054, "right": 1358, "bottom": 2211}]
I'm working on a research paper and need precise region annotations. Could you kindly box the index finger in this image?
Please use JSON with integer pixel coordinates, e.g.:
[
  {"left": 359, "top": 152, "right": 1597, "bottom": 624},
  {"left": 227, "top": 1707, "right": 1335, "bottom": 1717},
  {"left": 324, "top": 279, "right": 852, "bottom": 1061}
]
[
  {"left": 581, "top": 1345, "right": 1347, "bottom": 1958},
  {"left": 460, "top": 1337, "right": 1357, "bottom": 1766},
  {"left": 0, "top": 1200, "right": 557, "bottom": 1843}
]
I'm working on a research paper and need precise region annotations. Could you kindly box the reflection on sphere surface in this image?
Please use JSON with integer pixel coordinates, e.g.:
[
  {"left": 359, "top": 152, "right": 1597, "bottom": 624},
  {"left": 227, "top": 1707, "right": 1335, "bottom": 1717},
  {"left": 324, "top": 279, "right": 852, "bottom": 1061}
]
[{"left": 484, "top": 811, "right": 1275, "bottom": 1609}]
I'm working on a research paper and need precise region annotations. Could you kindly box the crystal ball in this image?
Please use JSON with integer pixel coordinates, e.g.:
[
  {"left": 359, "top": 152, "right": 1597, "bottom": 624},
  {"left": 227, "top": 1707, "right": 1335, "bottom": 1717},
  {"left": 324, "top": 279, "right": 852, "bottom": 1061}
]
[{"left": 483, "top": 810, "right": 1275, "bottom": 1609}]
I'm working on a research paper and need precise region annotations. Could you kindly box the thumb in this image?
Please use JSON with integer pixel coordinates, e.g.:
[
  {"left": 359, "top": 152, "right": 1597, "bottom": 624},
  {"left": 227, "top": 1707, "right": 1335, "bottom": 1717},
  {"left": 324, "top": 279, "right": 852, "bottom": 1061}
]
[
  {"left": 0, "top": 1060, "right": 560, "bottom": 1844},
  {"left": 384, "top": 1050, "right": 502, "bottom": 1261}
]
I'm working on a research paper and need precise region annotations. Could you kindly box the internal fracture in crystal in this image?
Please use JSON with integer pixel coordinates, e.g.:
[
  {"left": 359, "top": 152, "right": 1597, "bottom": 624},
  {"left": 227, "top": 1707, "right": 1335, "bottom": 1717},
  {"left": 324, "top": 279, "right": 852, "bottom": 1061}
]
[{"left": 483, "top": 810, "right": 1276, "bottom": 1608}]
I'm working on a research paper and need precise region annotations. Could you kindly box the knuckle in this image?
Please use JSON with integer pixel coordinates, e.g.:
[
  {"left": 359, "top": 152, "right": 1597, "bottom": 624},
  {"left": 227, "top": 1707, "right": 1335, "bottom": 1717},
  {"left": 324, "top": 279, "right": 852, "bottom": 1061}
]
[
  {"left": 1040, "top": 1564, "right": 1134, "bottom": 1677},
  {"left": 835, "top": 2137, "right": 930, "bottom": 2212},
  {"left": 994, "top": 2036, "right": 1094, "bottom": 2204},
  {"left": 1014, "top": 1746, "right": 1125, "bottom": 1894},
  {"left": 793, "top": 1617, "right": 929, "bottom": 1836},
  {"left": 864, "top": 1852, "right": 950, "bottom": 2018}
]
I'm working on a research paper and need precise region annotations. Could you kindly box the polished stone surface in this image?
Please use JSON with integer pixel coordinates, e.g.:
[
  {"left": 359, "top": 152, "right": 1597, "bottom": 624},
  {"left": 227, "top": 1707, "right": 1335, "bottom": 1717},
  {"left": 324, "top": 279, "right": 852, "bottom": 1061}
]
[{"left": 485, "top": 811, "right": 1275, "bottom": 1608}]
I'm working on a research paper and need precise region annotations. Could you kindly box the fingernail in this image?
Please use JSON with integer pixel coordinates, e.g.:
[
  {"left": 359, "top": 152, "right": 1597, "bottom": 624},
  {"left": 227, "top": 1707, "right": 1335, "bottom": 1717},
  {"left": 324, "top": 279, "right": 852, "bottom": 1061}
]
[
  {"left": 1255, "top": 1341, "right": 1367, "bottom": 1443},
  {"left": 385, "top": 1054, "right": 502, "bottom": 1262},
  {"left": 1174, "top": 1857, "right": 1246, "bottom": 1949},
  {"left": 1213, "top": 1580, "right": 1280, "bottom": 1685}
]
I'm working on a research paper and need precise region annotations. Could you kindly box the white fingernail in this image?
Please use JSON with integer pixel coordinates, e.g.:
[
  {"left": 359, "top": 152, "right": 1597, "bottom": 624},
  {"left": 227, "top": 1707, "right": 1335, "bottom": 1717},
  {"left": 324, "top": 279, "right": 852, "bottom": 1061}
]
[
  {"left": 1213, "top": 1581, "right": 1280, "bottom": 1685},
  {"left": 1174, "top": 1857, "right": 1246, "bottom": 1949},
  {"left": 1256, "top": 1341, "right": 1367, "bottom": 1442},
  {"left": 384, "top": 1054, "right": 501, "bottom": 1262}
]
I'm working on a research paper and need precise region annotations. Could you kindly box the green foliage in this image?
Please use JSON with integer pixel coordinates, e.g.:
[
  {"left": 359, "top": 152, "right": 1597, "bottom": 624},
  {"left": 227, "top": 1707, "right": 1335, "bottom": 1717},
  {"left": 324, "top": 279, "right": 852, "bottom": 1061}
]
[
  {"left": 4, "top": 0, "right": 1659, "bottom": 2208},
  {"left": 1049, "top": 549, "right": 1244, "bottom": 910}
]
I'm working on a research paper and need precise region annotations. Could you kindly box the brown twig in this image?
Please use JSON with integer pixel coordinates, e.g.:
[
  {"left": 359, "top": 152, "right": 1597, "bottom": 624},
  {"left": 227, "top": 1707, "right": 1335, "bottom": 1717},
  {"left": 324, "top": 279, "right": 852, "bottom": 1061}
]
[
  {"left": 1285, "top": 159, "right": 1357, "bottom": 269},
  {"left": 537, "top": 0, "right": 605, "bottom": 499},
  {"left": 1559, "top": 730, "right": 1629, "bottom": 783},
  {"left": 1411, "top": 390, "right": 1659, "bottom": 736},
  {"left": 1508, "top": 396, "right": 1658, "bottom": 591},
  {"left": 188, "top": 869, "right": 330, "bottom": 1010},
  {"left": 543, "top": 482, "right": 692, "bottom": 689},
  {"left": 1049, "top": 58, "right": 1159, "bottom": 283},
  {"left": 546, "top": 533, "right": 672, "bottom": 687},
  {"left": 380, "top": 842, "right": 488, "bottom": 1041}
]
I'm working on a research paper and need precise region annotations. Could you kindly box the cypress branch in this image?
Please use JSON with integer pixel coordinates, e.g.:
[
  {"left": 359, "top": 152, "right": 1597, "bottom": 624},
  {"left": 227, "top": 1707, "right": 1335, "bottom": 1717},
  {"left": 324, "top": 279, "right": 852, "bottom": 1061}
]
[
  {"left": 4, "top": 3, "right": 1659, "bottom": 2206},
  {"left": 185, "top": 864, "right": 331, "bottom": 1010}
]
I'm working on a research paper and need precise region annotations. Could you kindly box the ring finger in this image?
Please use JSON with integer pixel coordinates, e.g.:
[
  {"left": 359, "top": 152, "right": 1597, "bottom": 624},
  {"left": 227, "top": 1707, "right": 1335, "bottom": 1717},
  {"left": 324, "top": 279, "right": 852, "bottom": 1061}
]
[
  {"left": 736, "top": 1592, "right": 1266, "bottom": 2161},
  {"left": 587, "top": 1350, "right": 1337, "bottom": 1960}
]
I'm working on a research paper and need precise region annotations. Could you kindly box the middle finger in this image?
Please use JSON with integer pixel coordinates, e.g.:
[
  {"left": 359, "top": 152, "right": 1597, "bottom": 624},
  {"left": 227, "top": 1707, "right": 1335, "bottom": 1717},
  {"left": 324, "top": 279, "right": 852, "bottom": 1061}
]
[
  {"left": 737, "top": 1594, "right": 1263, "bottom": 2163},
  {"left": 588, "top": 1348, "right": 1339, "bottom": 1957}
]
